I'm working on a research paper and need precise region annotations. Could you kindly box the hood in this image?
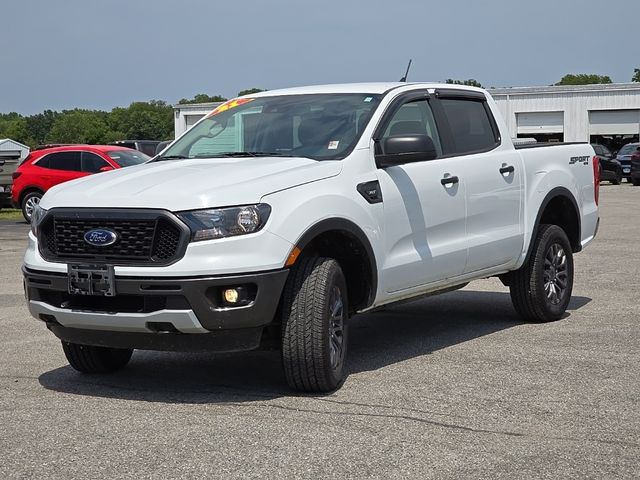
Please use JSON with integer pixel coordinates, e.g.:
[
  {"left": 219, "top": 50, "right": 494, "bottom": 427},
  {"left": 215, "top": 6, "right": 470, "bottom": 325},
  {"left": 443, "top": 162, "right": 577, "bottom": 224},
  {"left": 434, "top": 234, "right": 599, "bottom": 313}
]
[{"left": 40, "top": 157, "right": 342, "bottom": 211}]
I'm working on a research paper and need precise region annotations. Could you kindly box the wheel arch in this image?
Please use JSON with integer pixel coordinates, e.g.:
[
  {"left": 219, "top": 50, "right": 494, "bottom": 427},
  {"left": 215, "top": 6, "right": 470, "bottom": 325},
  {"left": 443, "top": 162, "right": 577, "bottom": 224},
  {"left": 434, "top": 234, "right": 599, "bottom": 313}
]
[
  {"left": 530, "top": 187, "right": 582, "bottom": 258},
  {"left": 292, "top": 218, "right": 378, "bottom": 313},
  {"left": 19, "top": 186, "right": 44, "bottom": 204}
]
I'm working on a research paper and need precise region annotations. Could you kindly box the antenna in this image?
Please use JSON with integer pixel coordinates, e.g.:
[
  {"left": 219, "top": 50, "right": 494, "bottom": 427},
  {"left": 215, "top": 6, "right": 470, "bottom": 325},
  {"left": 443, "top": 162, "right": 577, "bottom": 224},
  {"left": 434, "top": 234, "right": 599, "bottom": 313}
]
[{"left": 399, "top": 59, "right": 412, "bottom": 82}]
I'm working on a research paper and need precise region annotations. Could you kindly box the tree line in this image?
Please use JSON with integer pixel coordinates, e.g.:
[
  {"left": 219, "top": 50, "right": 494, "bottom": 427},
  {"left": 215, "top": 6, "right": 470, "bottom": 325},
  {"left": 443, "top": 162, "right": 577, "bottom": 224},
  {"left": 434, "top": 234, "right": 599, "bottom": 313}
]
[
  {"left": 0, "top": 89, "right": 266, "bottom": 148},
  {"left": 2, "top": 70, "right": 639, "bottom": 148}
]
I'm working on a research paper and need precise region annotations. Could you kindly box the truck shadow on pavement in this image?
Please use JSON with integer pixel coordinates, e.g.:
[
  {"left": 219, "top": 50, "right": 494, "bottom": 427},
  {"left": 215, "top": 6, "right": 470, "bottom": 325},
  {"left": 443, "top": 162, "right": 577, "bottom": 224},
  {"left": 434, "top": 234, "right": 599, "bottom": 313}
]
[{"left": 38, "top": 290, "right": 591, "bottom": 403}]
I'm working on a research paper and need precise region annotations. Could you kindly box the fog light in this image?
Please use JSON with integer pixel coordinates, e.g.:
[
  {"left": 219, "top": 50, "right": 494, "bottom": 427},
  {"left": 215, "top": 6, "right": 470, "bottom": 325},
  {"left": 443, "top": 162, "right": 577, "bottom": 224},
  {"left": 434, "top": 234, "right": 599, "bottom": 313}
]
[{"left": 223, "top": 288, "right": 239, "bottom": 304}]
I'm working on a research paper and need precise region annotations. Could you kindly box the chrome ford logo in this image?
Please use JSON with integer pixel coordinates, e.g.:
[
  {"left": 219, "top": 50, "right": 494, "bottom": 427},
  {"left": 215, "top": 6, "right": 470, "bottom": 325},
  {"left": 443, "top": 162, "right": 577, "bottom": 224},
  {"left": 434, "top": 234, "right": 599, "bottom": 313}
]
[{"left": 84, "top": 229, "right": 118, "bottom": 247}]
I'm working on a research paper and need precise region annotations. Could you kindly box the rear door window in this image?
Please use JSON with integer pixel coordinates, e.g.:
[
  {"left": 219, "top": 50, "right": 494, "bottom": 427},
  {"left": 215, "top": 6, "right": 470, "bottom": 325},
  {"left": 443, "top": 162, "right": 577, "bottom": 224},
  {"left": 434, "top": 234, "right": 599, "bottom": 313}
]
[
  {"left": 440, "top": 98, "right": 499, "bottom": 155},
  {"left": 45, "top": 152, "right": 82, "bottom": 171}
]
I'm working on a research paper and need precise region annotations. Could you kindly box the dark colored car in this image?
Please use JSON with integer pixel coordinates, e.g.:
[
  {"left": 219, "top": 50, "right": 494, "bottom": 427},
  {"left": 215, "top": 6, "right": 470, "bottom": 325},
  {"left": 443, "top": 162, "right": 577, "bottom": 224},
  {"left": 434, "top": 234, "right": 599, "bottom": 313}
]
[
  {"left": 592, "top": 144, "right": 623, "bottom": 185},
  {"left": 614, "top": 143, "right": 640, "bottom": 182},
  {"left": 12, "top": 145, "right": 149, "bottom": 222},
  {"left": 628, "top": 145, "right": 640, "bottom": 186},
  {"left": 109, "top": 140, "right": 161, "bottom": 157}
]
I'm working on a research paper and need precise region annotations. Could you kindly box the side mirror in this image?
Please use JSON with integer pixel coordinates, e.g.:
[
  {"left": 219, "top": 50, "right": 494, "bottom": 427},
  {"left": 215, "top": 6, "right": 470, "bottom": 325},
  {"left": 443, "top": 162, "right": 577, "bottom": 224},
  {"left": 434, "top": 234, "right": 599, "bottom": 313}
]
[
  {"left": 375, "top": 135, "right": 437, "bottom": 168},
  {"left": 99, "top": 166, "right": 114, "bottom": 172}
]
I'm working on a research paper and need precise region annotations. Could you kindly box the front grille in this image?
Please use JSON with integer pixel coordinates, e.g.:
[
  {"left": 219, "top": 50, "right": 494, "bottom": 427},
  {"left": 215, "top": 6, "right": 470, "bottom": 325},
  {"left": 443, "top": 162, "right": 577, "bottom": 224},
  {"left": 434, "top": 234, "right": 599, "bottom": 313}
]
[{"left": 39, "top": 209, "right": 188, "bottom": 265}]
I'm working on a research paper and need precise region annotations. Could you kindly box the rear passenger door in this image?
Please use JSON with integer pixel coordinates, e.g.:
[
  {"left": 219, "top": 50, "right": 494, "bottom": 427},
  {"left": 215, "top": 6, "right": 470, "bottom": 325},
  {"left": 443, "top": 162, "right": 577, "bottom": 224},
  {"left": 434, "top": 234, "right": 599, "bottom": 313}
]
[
  {"left": 38, "top": 151, "right": 83, "bottom": 188},
  {"left": 436, "top": 90, "right": 524, "bottom": 273}
]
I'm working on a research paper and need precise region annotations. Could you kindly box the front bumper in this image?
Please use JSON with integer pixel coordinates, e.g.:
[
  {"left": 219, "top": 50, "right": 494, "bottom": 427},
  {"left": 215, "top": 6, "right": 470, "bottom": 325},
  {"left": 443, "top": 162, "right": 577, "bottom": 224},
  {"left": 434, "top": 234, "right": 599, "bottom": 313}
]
[{"left": 24, "top": 267, "right": 289, "bottom": 352}]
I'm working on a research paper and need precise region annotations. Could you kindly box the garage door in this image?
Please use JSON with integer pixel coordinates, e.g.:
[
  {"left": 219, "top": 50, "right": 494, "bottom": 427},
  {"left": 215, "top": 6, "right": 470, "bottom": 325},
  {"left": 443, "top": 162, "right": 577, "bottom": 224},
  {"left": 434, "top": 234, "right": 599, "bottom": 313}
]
[
  {"left": 185, "top": 114, "right": 205, "bottom": 130},
  {"left": 516, "top": 111, "right": 564, "bottom": 134},
  {"left": 589, "top": 110, "right": 640, "bottom": 135}
]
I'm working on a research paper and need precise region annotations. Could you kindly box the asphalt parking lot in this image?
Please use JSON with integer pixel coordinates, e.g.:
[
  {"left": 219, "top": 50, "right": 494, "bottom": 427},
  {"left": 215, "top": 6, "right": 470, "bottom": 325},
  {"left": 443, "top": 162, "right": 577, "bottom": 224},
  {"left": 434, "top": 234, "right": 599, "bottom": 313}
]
[{"left": 0, "top": 185, "right": 638, "bottom": 479}]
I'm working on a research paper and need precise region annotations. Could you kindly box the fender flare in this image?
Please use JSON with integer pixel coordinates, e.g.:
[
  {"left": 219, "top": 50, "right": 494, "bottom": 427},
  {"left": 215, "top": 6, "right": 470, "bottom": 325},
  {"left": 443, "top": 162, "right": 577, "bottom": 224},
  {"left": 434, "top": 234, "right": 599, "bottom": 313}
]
[
  {"left": 528, "top": 186, "right": 582, "bottom": 260},
  {"left": 294, "top": 218, "right": 378, "bottom": 309}
]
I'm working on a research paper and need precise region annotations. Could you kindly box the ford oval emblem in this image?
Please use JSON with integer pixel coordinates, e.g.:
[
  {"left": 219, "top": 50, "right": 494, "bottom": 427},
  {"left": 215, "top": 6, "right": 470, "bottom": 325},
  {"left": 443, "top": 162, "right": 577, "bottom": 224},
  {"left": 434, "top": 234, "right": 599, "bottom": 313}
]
[{"left": 84, "top": 229, "right": 118, "bottom": 247}]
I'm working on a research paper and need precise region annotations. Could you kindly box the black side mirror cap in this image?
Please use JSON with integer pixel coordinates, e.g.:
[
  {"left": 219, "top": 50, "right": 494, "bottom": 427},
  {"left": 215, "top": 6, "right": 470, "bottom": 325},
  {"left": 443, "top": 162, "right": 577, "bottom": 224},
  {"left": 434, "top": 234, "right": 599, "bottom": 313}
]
[{"left": 375, "top": 134, "right": 438, "bottom": 168}]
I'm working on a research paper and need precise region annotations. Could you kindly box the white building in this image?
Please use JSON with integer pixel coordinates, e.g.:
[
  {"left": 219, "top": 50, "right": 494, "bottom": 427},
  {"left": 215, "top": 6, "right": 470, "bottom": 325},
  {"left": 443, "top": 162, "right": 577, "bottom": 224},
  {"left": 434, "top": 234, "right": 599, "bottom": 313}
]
[
  {"left": 173, "top": 102, "right": 222, "bottom": 138},
  {"left": 489, "top": 83, "right": 640, "bottom": 150},
  {"left": 173, "top": 83, "right": 640, "bottom": 151}
]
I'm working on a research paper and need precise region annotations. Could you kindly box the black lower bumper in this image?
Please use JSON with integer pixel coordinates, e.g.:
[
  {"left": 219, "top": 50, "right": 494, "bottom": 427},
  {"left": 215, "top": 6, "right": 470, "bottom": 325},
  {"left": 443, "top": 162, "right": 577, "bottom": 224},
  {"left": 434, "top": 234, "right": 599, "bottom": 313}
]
[
  {"left": 48, "top": 324, "right": 265, "bottom": 352},
  {"left": 24, "top": 267, "right": 289, "bottom": 351}
]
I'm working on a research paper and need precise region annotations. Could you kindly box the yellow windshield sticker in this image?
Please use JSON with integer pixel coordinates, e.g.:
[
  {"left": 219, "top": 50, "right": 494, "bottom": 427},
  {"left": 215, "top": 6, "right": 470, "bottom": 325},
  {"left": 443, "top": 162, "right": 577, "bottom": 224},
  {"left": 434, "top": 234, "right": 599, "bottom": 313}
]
[{"left": 207, "top": 98, "right": 255, "bottom": 117}]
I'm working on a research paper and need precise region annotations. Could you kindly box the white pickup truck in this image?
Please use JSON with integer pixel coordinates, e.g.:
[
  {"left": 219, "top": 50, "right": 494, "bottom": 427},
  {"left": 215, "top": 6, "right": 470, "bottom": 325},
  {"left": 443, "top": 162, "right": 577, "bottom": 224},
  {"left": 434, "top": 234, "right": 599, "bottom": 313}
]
[{"left": 23, "top": 83, "right": 599, "bottom": 392}]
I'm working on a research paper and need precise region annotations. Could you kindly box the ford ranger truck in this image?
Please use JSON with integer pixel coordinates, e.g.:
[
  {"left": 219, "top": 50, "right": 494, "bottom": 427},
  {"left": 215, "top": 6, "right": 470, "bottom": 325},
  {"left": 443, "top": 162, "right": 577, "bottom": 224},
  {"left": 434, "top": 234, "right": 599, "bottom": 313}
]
[{"left": 23, "top": 83, "right": 599, "bottom": 392}]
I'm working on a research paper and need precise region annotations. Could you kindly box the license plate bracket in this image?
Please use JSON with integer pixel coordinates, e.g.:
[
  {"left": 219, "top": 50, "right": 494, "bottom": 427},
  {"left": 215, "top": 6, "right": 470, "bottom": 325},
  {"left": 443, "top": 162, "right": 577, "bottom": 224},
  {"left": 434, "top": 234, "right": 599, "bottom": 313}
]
[{"left": 68, "top": 264, "right": 116, "bottom": 296}]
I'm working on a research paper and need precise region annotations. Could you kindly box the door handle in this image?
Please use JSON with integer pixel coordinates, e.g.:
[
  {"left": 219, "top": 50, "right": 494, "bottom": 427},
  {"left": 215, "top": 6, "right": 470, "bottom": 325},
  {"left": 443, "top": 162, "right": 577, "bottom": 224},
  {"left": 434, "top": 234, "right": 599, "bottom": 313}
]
[
  {"left": 499, "top": 165, "right": 515, "bottom": 175},
  {"left": 440, "top": 175, "right": 459, "bottom": 186}
]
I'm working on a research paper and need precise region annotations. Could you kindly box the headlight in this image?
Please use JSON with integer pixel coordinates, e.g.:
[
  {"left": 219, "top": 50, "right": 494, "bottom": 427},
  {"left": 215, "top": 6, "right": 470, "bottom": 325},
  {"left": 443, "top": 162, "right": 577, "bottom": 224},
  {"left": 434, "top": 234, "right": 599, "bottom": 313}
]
[
  {"left": 177, "top": 204, "right": 271, "bottom": 241},
  {"left": 30, "top": 204, "right": 47, "bottom": 236}
]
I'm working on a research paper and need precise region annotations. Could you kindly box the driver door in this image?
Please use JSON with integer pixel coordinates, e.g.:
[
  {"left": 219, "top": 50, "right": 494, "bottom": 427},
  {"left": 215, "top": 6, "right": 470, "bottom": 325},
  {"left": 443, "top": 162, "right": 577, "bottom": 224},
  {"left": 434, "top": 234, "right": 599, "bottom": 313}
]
[{"left": 375, "top": 97, "right": 468, "bottom": 293}]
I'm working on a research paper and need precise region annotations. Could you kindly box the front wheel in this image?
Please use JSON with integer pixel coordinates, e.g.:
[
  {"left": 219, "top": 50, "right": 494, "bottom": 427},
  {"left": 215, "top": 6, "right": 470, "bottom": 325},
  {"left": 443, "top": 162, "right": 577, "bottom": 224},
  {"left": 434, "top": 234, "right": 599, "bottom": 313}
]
[
  {"left": 21, "top": 191, "right": 43, "bottom": 223},
  {"left": 281, "top": 256, "right": 348, "bottom": 393},
  {"left": 509, "top": 224, "right": 574, "bottom": 322},
  {"left": 62, "top": 342, "right": 133, "bottom": 373}
]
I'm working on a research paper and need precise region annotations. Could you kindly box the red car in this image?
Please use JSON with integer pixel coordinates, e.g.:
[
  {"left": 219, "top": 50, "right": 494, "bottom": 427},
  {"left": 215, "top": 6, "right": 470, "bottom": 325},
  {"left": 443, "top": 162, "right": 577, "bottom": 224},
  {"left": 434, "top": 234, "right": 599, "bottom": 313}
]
[{"left": 12, "top": 145, "right": 149, "bottom": 222}]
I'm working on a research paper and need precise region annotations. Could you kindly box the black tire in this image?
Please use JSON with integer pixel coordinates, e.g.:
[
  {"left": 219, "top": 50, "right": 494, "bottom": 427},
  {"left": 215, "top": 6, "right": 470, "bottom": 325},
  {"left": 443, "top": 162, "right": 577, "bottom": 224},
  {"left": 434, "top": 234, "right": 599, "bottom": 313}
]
[
  {"left": 62, "top": 341, "right": 133, "bottom": 373},
  {"left": 21, "top": 191, "right": 43, "bottom": 223},
  {"left": 612, "top": 171, "right": 622, "bottom": 185},
  {"left": 281, "top": 256, "right": 349, "bottom": 393},
  {"left": 626, "top": 177, "right": 634, "bottom": 183},
  {"left": 509, "top": 224, "right": 574, "bottom": 322},
  {"left": 632, "top": 178, "right": 640, "bottom": 186}
]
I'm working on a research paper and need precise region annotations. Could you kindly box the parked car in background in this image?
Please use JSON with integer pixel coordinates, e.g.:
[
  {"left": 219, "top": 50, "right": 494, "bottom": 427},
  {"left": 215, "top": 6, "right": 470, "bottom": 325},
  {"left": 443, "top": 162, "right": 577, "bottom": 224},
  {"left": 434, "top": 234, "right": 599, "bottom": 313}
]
[
  {"left": 614, "top": 143, "right": 640, "bottom": 182},
  {"left": 592, "top": 143, "right": 623, "bottom": 184},
  {"left": 629, "top": 145, "right": 640, "bottom": 186},
  {"left": 154, "top": 140, "right": 172, "bottom": 156},
  {"left": 12, "top": 145, "right": 149, "bottom": 222},
  {"left": 109, "top": 140, "right": 161, "bottom": 157}
]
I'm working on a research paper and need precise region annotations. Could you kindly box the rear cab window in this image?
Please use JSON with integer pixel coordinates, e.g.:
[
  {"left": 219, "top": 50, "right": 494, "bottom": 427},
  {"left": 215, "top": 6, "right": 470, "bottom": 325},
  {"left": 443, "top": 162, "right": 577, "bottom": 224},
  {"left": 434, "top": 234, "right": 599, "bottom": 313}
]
[{"left": 438, "top": 95, "right": 500, "bottom": 155}]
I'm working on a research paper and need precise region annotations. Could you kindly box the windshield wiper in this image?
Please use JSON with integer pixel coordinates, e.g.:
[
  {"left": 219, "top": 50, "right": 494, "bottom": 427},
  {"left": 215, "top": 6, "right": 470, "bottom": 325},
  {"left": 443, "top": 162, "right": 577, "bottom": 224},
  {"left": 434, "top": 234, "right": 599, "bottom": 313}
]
[
  {"left": 154, "top": 155, "right": 190, "bottom": 161},
  {"left": 193, "top": 151, "right": 292, "bottom": 158}
]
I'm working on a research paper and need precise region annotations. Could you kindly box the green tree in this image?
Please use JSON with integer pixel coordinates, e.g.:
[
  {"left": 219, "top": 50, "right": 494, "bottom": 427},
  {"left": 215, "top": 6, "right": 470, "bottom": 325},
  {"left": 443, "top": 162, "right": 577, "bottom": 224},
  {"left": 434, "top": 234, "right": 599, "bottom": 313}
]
[
  {"left": 445, "top": 78, "right": 483, "bottom": 88},
  {"left": 177, "top": 93, "right": 227, "bottom": 104},
  {"left": 46, "top": 110, "right": 116, "bottom": 144},
  {"left": 25, "top": 110, "right": 60, "bottom": 146},
  {"left": 238, "top": 88, "right": 266, "bottom": 96},
  {"left": 109, "top": 100, "right": 173, "bottom": 140},
  {"left": 633, "top": 68, "right": 640, "bottom": 83},
  {"left": 555, "top": 74, "right": 612, "bottom": 85},
  {"left": 0, "top": 113, "right": 33, "bottom": 146}
]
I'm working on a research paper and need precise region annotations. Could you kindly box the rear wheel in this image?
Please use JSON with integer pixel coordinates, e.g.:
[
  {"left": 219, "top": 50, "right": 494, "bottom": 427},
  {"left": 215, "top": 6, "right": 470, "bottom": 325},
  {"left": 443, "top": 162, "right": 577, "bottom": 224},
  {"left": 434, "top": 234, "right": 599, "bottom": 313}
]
[
  {"left": 21, "top": 191, "right": 43, "bottom": 223},
  {"left": 632, "top": 177, "right": 640, "bottom": 186},
  {"left": 509, "top": 224, "right": 574, "bottom": 322},
  {"left": 62, "top": 342, "right": 133, "bottom": 373},
  {"left": 281, "top": 256, "right": 348, "bottom": 393}
]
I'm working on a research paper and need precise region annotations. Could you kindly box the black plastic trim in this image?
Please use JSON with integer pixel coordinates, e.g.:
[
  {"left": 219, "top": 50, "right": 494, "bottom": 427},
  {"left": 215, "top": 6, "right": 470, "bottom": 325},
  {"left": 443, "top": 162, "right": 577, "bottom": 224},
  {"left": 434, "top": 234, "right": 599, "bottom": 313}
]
[
  {"left": 47, "top": 324, "right": 264, "bottom": 353},
  {"left": 357, "top": 181, "right": 383, "bottom": 204},
  {"left": 434, "top": 88, "right": 487, "bottom": 100},
  {"left": 38, "top": 208, "right": 191, "bottom": 267},
  {"left": 527, "top": 187, "right": 582, "bottom": 260},
  {"left": 24, "top": 267, "right": 289, "bottom": 331},
  {"left": 294, "top": 218, "right": 378, "bottom": 309}
]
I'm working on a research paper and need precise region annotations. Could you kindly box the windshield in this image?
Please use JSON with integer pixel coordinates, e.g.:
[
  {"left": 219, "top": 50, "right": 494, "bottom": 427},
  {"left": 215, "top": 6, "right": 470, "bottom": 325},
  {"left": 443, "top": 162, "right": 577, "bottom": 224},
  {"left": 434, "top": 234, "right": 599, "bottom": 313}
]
[
  {"left": 161, "top": 93, "right": 382, "bottom": 161},
  {"left": 107, "top": 149, "right": 150, "bottom": 167},
  {"left": 618, "top": 144, "right": 638, "bottom": 156}
]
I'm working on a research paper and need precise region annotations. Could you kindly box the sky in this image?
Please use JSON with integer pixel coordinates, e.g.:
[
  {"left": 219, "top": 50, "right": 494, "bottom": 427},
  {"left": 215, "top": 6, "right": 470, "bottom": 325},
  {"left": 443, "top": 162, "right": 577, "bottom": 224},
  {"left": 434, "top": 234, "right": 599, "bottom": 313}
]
[{"left": 1, "top": 0, "right": 639, "bottom": 114}]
